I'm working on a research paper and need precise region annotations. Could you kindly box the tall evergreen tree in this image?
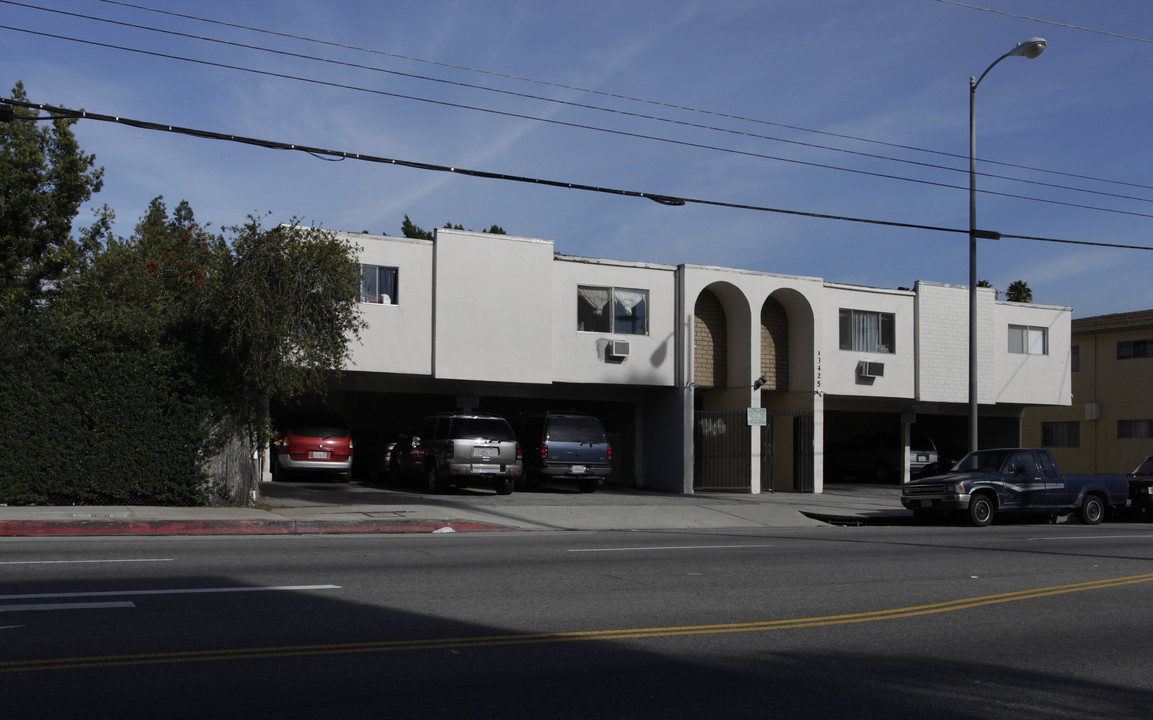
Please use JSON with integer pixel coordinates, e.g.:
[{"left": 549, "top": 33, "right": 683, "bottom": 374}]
[
  {"left": 400, "top": 214, "right": 433, "bottom": 239},
  {"left": 0, "top": 82, "right": 104, "bottom": 313}
]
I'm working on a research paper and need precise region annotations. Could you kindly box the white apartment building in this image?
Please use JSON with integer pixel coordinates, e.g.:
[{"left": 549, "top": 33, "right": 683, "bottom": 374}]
[{"left": 325, "top": 227, "right": 1072, "bottom": 494}]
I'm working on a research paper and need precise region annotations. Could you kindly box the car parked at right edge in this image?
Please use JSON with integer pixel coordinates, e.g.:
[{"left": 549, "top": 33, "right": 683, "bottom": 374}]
[
  {"left": 901, "top": 448, "right": 1128, "bottom": 526},
  {"left": 1128, "top": 456, "right": 1153, "bottom": 516},
  {"left": 513, "top": 412, "right": 612, "bottom": 493}
]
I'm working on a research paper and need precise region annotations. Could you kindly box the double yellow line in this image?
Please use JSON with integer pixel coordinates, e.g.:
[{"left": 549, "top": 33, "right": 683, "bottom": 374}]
[{"left": 6, "top": 572, "right": 1153, "bottom": 673}]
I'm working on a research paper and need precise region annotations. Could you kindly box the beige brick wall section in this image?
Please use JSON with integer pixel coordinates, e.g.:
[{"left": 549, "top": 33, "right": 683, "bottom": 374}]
[
  {"left": 760, "top": 298, "right": 789, "bottom": 391},
  {"left": 694, "top": 290, "right": 727, "bottom": 388}
]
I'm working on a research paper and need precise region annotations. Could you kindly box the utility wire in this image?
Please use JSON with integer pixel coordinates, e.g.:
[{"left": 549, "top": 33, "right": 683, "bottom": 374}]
[
  {"left": 3, "top": 97, "right": 1150, "bottom": 252},
  {"left": 92, "top": 0, "right": 1153, "bottom": 194},
  {"left": 4, "top": 23, "right": 1153, "bottom": 222},
  {"left": 934, "top": 0, "right": 1153, "bottom": 44},
  {"left": 7, "top": 1, "right": 1150, "bottom": 207}
]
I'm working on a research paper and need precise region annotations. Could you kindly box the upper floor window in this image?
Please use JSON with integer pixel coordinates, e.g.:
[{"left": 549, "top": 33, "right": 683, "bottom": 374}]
[
  {"left": 1071, "top": 344, "right": 1079, "bottom": 372},
  {"left": 1042, "top": 421, "right": 1080, "bottom": 448},
  {"left": 577, "top": 286, "right": 649, "bottom": 335},
  {"left": 838, "top": 309, "right": 894, "bottom": 353},
  {"left": 1008, "top": 324, "right": 1047, "bottom": 355},
  {"left": 360, "top": 265, "right": 398, "bottom": 305},
  {"left": 1118, "top": 339, "right": 1151, "bottom": 360}
]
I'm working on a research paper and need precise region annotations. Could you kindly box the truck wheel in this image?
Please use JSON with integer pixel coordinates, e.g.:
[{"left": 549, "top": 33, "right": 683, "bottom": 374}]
[
  {"left": 968, "top": 494, "right": 995, "bottom": 527},
  {"left": 425, "top": 465, "right": 445, "bottom": 494},
  {"left": 496, "top": 478, "right": 514, "bottom": 496},
  {"left": 1079, "top": 494, "right": 1105, "bottom": 525}
]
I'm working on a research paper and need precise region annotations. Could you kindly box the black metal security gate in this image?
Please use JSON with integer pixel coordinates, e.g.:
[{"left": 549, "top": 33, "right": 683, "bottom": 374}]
[
  {"left": 694, "top": 410, "right": 812, "bottom": 492},
  {"left": 760, "top": 416, "right": 774, "bottom": 493},
  {"left": 792, "top": 414, "right": 814, "bottom": 493},
  {"left": 694, "top": 411, "right": 750, "bottom": 491}
]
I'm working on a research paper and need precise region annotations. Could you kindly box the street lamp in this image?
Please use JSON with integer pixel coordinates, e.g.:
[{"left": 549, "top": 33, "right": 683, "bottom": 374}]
[{"left": 968, "top": 37, "right": 1047, "bottom": 453}]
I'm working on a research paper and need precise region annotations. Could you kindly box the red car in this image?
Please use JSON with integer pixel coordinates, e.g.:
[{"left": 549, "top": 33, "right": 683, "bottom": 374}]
[{"left": 272, "top": 420, "right": 354, "bottom": 482}]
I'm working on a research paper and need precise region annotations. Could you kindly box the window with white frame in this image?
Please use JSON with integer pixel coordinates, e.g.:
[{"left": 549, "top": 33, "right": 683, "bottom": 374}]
[
  {"left": 360, "top": 265, "right": 398, "bottom": 305},
  {"left": 1008, "top": 324, "right": 1047, "bottom": 355},
  {"left": 838, "top": 309, "right": 895, "bottom": 353},
  {"left": 577, "top": 285, "right": 649, "bottom": 335}
]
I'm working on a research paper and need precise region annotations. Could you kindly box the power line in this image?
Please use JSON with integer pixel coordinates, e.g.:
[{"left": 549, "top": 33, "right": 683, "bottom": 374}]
[
  {"left": 8, "top": 0, "right": 1151, "bottom": 208},
  {"left": 934, "top": 0, "right": 1153, "bottom": 44},
  {"left": 3, "top": 96, "right": 1150, "bottom": 252},
  {"left": 5, "top": 22, "right": 1153, "bottom": 222},
  {"left": 92, "top": 0, "right": 1153, "bottom": 194}
]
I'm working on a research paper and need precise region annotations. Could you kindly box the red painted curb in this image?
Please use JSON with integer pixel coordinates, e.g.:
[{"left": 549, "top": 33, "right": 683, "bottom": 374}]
[{"left": 0, "top": 518, "right": 519, "bottom": 537}]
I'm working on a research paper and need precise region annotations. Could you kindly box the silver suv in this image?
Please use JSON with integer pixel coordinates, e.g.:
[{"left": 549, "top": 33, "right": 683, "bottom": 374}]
[{"left": 390, "top": 413, "right": 522, "bottom": 494}]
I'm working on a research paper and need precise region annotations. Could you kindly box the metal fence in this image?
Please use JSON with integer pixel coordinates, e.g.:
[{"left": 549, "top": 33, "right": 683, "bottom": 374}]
[
  {"left": 693, "top": 410, "right": 813, "bottom": 493},
  {"left": 694, "top": 410, "right": 752, "bottom": 491}
]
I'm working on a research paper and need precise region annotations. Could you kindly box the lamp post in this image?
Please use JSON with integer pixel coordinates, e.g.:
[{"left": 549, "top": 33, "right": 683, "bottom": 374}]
[{"left": 968, "top": 37, "right": 1047, "bottom": 453}]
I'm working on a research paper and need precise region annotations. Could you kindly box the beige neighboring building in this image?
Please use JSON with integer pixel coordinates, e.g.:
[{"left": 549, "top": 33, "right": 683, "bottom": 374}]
[{"left": 1024, "top": 309, "right": 1153, "bottom": 474}]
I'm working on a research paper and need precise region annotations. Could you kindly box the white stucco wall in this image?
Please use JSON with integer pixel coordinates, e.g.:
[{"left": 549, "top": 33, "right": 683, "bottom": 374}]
[
  {"left": 820, "top": 283, "right": 917, "bottom": 399},
  {"left": 552, "top": 255, "right": 678, "bottom": 386},
  {"left": 343, "top": 232, "right": 434, "bottom": 375},
  {"left": 914, "top": 281, "right": 1070, "bottom": 408},
  {"left": 994, "top": 301, "right": 1072, "bottom": 406},
  {"left": 432, "top": 229, "right": 555, "bottom": 384}
]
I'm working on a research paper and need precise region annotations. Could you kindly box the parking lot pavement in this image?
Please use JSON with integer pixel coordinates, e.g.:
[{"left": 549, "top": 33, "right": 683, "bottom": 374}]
[{"left": 0, "top": 480, "right": 911, "bottom": 536}]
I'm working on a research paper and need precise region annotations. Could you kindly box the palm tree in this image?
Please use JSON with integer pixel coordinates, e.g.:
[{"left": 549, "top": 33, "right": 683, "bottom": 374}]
[{"left": 1006, "top": 280, "right": 1033, "bottom": 303}]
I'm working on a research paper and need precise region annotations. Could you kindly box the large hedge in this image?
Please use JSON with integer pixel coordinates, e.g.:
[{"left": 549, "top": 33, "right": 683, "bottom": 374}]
[{"left": 0, "top": 312, "right": 216, "bottom": 505}]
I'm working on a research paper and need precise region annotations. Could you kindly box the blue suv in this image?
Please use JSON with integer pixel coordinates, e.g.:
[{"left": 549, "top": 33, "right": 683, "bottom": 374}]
[{"left": 513, "top": 412, "right": 612, "bottom": 493}]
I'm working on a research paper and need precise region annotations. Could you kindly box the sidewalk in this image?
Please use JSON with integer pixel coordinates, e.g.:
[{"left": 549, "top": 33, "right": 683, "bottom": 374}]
[{"left": 0, "top": 482, "right": 911, "bottom": 537}]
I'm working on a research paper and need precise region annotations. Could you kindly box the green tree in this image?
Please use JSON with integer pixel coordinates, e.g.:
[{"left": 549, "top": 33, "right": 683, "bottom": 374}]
[
  {"left": 398, "top": 216, "right": 508, "bottom": 238},
  {"left": 62, "top": 210, "right": 365, "bottom": 424},
  {"left": 1006, "top": 280, "right": 1032, "bottom": 303},
  {"left": 400, "top": 214, "right": 433, "bottom": 239},
  {"left": 1, "top": 182, "right": 365, "bottom": 504},
  {"left": 222, "top": 216, "right": 366, "bottom": 404},
  {"left": 0, "top": 82, "right": 104, "bottom": 313}
]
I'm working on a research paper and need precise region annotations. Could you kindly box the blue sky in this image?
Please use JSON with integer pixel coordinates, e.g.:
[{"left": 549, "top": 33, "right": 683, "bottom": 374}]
[{"left": 3, "top": 0, "right": 1152, "bottom": 318}]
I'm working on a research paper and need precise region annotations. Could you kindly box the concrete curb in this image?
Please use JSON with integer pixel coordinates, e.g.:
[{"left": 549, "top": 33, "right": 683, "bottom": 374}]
[
  {"left": 800, "top": 511, "right": 915, "bottom": 526},
  {"left": 0, "top": 518, "right": 520, "bottom": 537}
]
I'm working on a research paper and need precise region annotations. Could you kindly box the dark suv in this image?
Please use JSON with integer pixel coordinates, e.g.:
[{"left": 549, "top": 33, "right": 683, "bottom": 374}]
[
  {"left": 513, "top": 412, "right": 612, "bottom": 493},
  {"left": 390, "top": 413, "right": 522, "bottom": 494}
]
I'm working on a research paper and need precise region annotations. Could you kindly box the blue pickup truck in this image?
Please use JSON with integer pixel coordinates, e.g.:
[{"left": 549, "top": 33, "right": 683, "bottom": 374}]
[{"left": 900, "top": 448, "right": 1129, "bottom": 527}]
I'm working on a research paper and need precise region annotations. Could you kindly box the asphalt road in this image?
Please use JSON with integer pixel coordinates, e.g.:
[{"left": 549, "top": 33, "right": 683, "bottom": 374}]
[{"left": 4, "top": 523, "right": 1153, "bottom": 719}]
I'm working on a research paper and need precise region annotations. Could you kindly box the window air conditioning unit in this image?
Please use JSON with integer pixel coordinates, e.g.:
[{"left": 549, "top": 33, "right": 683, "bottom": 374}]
[
  {"left": 857, "top": 360, "right": 885, "bottom": 378},
  {"left": 608, "top": 340, "right": 631, "bottom": 358}
]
